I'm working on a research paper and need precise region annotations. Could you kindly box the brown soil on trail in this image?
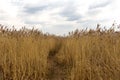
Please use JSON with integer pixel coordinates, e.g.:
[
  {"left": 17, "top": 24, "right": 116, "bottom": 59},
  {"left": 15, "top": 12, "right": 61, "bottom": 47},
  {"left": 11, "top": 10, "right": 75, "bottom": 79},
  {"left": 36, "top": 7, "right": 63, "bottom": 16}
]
[{"left": 46, "top": 45, "right": 71, "bottom": 80}]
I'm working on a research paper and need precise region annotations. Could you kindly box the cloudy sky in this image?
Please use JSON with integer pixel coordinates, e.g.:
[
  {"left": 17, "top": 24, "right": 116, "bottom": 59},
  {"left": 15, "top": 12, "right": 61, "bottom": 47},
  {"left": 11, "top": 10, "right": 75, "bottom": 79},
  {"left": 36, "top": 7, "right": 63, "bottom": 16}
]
[{"left": 0, "top": 0, "right": 120, "bottom": 35}]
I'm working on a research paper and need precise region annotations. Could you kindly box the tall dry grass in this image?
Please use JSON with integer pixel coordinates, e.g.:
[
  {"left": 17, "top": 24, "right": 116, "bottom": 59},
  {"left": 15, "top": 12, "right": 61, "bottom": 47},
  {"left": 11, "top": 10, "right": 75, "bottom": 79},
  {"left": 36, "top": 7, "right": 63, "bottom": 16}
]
[{"left": 0, "top": 24, "right": 120, "bottom": 80}]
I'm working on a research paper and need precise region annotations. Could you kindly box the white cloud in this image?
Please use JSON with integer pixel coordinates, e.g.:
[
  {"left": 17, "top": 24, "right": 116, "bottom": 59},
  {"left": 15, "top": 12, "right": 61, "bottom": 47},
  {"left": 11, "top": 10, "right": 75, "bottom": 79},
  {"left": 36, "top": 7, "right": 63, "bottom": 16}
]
[{"left": 0, "top": 0, "right": 120, "bottom": 35}]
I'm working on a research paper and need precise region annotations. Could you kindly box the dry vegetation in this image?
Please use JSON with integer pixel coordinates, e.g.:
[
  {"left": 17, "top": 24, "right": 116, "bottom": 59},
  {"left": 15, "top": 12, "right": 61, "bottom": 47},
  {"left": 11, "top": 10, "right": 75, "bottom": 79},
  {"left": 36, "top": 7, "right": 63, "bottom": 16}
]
[{"left": 0, "top": 24, "right": 120, "bottom": 80}]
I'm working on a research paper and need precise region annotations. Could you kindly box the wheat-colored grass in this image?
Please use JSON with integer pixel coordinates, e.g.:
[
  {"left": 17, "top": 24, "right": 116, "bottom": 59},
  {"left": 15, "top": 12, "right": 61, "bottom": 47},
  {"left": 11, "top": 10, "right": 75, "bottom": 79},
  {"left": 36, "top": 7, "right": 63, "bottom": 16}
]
[{"left": 0, "top": 24, "right": 120, "bottom": 80}]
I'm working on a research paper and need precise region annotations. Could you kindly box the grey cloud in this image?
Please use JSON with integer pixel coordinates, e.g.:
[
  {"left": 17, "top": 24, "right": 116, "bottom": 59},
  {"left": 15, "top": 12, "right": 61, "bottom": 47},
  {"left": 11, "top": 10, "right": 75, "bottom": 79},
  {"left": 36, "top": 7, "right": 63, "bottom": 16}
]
[
  {"left": 23, "top": 5, "right": 48, "bottom": 14},
  {"left": 10, "top": 0, "right": 23, "bottom": 6},
  {"left": 87, "top": 9, "right": 101, "bottom": 16},
  {"left": 89, "top": 0, "right": 112, "bottom": 10},
  {"left": 23, "top": 1, "right": 64, "bottom": 14},
  {"left": 0, "top": 10, "right": 7, "bottom": 20},
  {"left": 59, "top": 3, "right": 82, "bottom": 21},
  {"left": 25, "top": 21, "right": 40, "bottom": 24},
  {"left": 25, "top": 20, "right": 45, "bottom": 25},
  {"left": 77, "top": 19, "right": 109, "bottom": 29},
  {"left": 60, "top": 9, "right": 81, "bottom": 21},
  {"left": 0, "top": 16, "right": 5, "bottom": 20},
  {"left": 0, "top": 10, "right": 4, "bottom": 13}
]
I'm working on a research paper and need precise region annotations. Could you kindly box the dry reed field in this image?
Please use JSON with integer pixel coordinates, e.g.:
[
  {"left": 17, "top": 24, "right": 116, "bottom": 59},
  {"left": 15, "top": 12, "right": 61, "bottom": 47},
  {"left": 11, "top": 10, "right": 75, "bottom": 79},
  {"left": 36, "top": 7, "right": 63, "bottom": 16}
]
[{"left": 0, "top": 24, "right": 120, "bottom": 80}]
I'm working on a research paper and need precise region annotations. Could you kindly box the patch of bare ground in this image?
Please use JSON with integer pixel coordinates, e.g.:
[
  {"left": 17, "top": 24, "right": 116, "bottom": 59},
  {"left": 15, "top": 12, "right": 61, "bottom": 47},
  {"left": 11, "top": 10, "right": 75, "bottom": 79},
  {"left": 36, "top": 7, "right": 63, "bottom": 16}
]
[{"left": 46, "top": 43, "right": 72, "bottom": 80}]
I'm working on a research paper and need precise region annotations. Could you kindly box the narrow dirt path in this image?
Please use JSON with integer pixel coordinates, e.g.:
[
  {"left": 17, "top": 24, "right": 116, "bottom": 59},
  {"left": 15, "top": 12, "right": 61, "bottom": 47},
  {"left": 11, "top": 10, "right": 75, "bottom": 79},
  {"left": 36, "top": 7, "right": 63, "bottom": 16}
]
[{"left": 46, "top": 43, "right": 71, "bottom": 80}]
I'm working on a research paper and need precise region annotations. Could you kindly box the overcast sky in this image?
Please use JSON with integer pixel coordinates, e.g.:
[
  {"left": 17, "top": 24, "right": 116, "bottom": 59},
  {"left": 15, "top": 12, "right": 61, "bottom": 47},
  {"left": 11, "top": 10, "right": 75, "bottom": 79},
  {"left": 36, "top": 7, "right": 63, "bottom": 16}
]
[{"left": 0, "top": 0, "right": 120, "bottom": 35}]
